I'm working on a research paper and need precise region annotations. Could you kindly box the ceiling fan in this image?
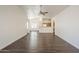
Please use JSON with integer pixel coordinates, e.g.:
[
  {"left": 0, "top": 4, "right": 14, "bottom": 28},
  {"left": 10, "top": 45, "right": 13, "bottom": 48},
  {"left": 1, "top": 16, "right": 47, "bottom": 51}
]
[{"left": 39, "top": 5, "right": 48, "bottom": 15}]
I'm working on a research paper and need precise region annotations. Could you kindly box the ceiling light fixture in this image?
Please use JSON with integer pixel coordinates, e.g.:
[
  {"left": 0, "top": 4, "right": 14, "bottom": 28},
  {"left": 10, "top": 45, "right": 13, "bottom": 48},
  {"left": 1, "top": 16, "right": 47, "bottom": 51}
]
[{"left": 39, "top": 5, "right": 48, "bottom": 16}]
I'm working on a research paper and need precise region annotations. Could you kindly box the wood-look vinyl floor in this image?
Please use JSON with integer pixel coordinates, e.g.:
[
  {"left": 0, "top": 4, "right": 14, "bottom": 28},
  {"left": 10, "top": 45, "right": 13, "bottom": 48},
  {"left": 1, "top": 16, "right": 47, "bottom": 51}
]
[{"left": 1, "top": 31, "right": 79, "bottom": 53}]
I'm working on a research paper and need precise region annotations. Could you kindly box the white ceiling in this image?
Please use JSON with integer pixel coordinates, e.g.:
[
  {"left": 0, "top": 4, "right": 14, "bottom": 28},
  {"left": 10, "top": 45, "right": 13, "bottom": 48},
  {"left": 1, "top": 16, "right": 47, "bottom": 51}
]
[
  {"left": 41, "top": 5, "right": 69, "bottom": 17},
  {"left": 21, "top": 5, "right": 69, "bottom": 19}
]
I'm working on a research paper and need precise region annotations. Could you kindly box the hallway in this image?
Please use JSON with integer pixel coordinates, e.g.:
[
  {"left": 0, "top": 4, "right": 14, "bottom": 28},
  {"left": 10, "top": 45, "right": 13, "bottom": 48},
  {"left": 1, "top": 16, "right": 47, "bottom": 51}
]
[
  {"left": 1, "top": 31, "right": 79, "bottom": 53},
  {"left": 0, "top": 0, "right": 79, "bottom": 59},
  {"left": 0, "top": 5, "right": 79, "bottom": 53}
]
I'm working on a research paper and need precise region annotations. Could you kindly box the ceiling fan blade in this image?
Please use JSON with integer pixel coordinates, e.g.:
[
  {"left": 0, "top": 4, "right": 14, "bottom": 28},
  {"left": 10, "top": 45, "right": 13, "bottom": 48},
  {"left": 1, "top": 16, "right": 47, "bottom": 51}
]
[{"left": 45, "top": 12, "right": 48, "bottom": 13}]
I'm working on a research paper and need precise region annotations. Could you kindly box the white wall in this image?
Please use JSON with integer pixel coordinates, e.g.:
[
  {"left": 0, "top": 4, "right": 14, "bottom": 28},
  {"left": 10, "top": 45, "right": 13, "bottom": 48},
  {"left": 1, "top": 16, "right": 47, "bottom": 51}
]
[
  {"left": 0, "top": 6, "right": 28, "bottom": 50},
  {"left": 55, "top": 6, "right": 79, "bottom": 49}
]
